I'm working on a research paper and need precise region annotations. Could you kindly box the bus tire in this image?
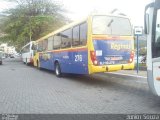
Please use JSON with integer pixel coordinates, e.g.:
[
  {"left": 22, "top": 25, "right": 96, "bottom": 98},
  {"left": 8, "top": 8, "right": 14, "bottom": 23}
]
[
  {"left": 55, "top": 62, "right": 61, "bottom": 77},
  {"left": 26, "top": 58, "right": 29, "bottom": 65},
  {"left": 37, "top": 60, "right": 41, "bottom": 70}
]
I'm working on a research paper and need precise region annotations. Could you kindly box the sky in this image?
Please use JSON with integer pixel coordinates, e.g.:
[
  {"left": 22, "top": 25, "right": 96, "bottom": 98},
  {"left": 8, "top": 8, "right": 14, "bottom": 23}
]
[
  {"left": 58, "top": 0, "right": 152, "bottom": 26},
  {"left": 0, "top": 0, "right": 152, "bottom": 26},
  {"left": 0, "top": 1, "right": 15, "bottom": 12}
]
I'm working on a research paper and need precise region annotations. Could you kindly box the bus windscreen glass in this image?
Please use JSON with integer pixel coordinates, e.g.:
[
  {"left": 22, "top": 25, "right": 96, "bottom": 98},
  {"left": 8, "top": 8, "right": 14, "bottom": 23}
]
[{"left": 92, "top": 16, "right": 132, "bottom": 36}]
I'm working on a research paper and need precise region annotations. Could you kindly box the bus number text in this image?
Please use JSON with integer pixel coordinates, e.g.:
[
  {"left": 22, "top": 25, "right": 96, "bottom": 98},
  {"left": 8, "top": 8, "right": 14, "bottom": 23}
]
[{"left": 75, "top": 55, "right": 82, "bottom": 62}]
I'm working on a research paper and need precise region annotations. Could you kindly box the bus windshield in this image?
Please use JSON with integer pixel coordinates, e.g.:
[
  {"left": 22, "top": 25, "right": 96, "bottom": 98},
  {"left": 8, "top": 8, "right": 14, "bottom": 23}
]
[{"left": 92, "top": 16, "right": 132, "bottom": 36}]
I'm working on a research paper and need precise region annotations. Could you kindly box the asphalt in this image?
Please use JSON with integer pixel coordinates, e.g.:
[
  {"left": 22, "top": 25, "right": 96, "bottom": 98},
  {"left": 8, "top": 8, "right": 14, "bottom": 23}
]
[
  {"left": 0, "top": 58, "right": 159, "bottom": 114},
  {"left": 110, "top": 69, "right": 147, "bottom": 77}
]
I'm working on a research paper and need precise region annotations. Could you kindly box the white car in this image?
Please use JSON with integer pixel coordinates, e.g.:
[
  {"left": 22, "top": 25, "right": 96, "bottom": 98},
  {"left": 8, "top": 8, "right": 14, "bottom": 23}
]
[{"left": 134, "top": 56, "right": 143, "bottom": 63}]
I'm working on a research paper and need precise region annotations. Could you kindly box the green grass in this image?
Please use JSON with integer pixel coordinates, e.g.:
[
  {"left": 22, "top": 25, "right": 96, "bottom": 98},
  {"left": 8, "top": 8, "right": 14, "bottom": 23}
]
[{"left": 135, "top": 63, "right": 146, "bottom": 67}]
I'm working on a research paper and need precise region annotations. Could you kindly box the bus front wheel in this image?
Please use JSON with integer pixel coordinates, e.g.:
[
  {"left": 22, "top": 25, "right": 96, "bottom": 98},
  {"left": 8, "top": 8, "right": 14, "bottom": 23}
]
[
  {"left": 26, "top": 58, "right": 29, "bottom": 65},
  {"left": 55, "top": 62, "right": 61, "bottom": 77}
]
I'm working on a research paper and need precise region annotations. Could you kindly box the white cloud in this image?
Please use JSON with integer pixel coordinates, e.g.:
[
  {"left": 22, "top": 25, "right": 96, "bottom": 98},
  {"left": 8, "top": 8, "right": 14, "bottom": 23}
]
[
  {"left": 0, "top": 0, "right": 152, "bottom": 26},
  {"left": 0, "top": 1, "right": 16, "bottom": 12}
]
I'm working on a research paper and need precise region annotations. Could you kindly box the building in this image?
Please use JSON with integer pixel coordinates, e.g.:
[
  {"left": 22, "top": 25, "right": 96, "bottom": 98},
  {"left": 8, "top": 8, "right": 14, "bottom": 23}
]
[{"left": 0, "top": 43, "right": 16, "bottom": 55}]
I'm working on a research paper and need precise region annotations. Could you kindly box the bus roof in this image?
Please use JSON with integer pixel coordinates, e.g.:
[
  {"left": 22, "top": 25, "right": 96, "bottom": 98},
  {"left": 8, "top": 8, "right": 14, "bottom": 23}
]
[
  {"left": 91, "top": 13, "right": 130, "bottom": 18},
  {"left": 21, "top": 41, "right": 34, "bottom": 50},
  {"left": 35, "top": 14, "right": 130, "bottom": 43}
]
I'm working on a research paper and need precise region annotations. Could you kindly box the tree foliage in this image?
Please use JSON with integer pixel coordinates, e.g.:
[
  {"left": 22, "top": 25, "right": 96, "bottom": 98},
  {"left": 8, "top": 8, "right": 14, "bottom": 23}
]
[
  {"left": 139, "top": 48, "right": 147, "bottom": 56},
  {"left": 0, "top": 0, "right": 69, "bottom": 51}
]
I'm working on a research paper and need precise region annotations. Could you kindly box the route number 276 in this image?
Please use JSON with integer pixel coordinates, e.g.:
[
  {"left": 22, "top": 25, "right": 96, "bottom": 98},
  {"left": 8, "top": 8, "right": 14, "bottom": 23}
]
[{"left": 75, "top": 55, "right": 82, "bottom": 62}]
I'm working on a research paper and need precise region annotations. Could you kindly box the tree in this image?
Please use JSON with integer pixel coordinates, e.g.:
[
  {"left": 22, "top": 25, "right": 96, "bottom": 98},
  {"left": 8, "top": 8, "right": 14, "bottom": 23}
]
[
  {"left": 139, "top": 47, "right": 147, "bottom": 56},
  {"left": 0, "top": 0, "right": 69, "bottom": 51}
]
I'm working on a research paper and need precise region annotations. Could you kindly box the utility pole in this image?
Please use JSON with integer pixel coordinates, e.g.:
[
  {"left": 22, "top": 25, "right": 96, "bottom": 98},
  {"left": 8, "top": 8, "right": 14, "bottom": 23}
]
[{"left": 29, "top": 16, "right": 32, "bottom": 42}]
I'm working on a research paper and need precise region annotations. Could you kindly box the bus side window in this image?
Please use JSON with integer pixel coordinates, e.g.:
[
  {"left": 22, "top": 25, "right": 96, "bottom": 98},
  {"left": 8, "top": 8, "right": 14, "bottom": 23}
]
[
  {"left": 61, "top": 29, "right": 72, "bottom": 48},
  {"left": 80, "top": 22, "right": 87, "bottom": 46},
  {"left": 73, "top": 26, "right": 80, "bottom": 46},
  {"left": 153, "top": 9, "right": 160, "bottom": 58},
  {"left": 54, "top": 34, "right": 61, "bottom": 50},
  {"left": 48, "top": 36, "right": 54, "bottom": 50},
  {"left": 38, "top": 41, "right": 43, "bottom": 52},
  {"left": 43, "top": 39, "right": 48, "bottom": 51}
]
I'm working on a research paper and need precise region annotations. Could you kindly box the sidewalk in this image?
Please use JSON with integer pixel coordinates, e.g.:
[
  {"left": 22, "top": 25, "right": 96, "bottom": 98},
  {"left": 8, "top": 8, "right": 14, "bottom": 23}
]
[{"left": 113, "top": 70, "right": 147, "bottom": 77}]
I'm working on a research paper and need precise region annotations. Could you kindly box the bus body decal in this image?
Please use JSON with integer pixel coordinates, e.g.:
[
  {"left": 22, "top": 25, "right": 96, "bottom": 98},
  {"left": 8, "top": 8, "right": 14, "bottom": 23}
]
[
  {"left": 93, "top": 39, "right": 132, "bottom": 65},
  {"left": 39, "top": 49, "right": 88, "bottom": 74}
]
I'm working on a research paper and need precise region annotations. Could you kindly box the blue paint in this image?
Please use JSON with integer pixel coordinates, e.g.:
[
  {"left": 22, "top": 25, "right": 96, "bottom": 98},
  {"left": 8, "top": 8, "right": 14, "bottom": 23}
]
[
  {"left": 39, "top": 49, "right": 88, "bottom": 74},
  {"left": 93, "top": 40, "right": 132, "bottom": 65}
]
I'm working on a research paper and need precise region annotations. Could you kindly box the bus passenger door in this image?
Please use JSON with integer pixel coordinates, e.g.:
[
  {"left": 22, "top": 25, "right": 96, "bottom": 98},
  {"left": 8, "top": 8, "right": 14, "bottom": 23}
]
[{"left": 150, "top": 9, "right": 160, "bottom": 96}]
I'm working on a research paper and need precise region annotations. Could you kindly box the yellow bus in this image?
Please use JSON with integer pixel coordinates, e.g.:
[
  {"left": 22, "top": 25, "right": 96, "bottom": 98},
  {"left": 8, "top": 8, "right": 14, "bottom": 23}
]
[{"left": 33, "top": 14, "right": 134, "bottom": 77}]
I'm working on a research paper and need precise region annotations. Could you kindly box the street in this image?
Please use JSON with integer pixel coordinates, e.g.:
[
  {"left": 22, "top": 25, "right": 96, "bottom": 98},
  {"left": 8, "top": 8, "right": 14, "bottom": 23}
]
[{"left": 0, "top": 58, "right": 160, "bottom": 114}]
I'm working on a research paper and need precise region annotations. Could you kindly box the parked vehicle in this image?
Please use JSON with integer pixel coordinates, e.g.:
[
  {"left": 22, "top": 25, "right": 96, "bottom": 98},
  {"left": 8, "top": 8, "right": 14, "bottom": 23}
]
[
  {"left": 10, "top": 54, "right": 15, "bottom": 58},
  {"left": 0, "top": 51, "right": 3, "bottom": 65},
  {"left": 141, "top": 56, "right": 146, "bottom": 63},
  {"left": 145, "top": 0, "right": 160, "bottom": 96},
  {"left": 33, "top": 14, "right": 135, "bottom": 77},
  {"left": 21, "top": 41, "right": 34, "bottom": 65},
  {"left": 134, "top": 55, "right": 146, "bottom": 64}
]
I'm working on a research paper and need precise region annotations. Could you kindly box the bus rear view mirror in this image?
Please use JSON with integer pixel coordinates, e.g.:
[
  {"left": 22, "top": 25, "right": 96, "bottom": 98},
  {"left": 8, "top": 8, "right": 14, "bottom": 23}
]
[
  {"left": 144, "top": 13, "right": 149, "bottom": 34},
  {"left": 157, "top": 24, "right": 160, "bottom": 28},
  {"left": 155, "top": 0, "right": 160, "bottom": 9},
  {"left": 144, "top": 2, "right": 154, "bottom": 34}
]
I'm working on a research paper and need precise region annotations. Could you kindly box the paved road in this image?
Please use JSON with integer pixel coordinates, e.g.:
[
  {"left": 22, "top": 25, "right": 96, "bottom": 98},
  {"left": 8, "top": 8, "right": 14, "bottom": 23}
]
[{"left": 0, "top": 58, "right": 160, "bottom": 114}]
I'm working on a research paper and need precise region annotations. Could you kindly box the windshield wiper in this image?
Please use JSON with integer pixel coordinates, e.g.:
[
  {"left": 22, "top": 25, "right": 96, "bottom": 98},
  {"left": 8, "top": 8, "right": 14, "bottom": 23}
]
[{"left": 107, "top": 19, "right": 114, "bottom": 27}]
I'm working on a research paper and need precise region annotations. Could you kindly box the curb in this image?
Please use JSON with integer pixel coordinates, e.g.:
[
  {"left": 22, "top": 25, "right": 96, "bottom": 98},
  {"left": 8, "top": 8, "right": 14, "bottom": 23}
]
[
  {"left": 108, "top": 72, "right": 147, "bottom": 79},
  {"left": 134, "top": 66, "right": 147, "bottom": 71}
]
